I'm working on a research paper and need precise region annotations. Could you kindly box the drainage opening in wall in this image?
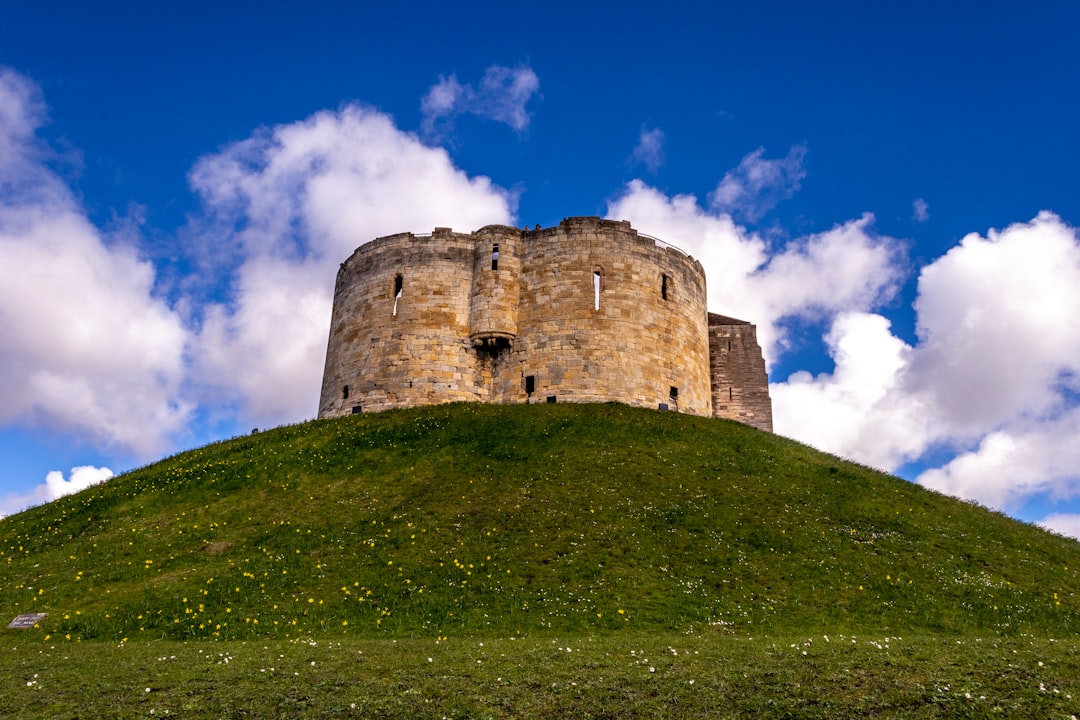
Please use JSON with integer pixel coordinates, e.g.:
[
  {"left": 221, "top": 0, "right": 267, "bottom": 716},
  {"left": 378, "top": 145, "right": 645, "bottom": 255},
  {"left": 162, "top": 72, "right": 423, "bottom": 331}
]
[
  {"left": 547, "top": 395, "right": 557, "bottom": 403},
  {"left": 351, "top": 405, "right": 362, "bottom": 414}
]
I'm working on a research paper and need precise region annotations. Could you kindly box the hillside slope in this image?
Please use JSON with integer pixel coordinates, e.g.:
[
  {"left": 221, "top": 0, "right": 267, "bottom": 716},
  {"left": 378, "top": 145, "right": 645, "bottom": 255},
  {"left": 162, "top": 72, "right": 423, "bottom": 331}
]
[{"left": 2, "top": 403, "right": 1078, "bottom": 642}]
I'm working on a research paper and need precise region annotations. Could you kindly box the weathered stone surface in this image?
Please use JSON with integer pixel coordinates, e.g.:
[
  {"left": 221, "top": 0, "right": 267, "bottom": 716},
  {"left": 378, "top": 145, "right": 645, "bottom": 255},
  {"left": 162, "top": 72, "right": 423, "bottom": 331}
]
[{"left": 318, "top": 216, "right": 772, "bottom": 430}]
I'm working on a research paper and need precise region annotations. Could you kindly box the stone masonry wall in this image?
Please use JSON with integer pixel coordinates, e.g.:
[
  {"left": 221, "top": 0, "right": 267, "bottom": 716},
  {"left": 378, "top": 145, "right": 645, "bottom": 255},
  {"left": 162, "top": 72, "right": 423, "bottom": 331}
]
[
  {"left": 319, "top": 228, "right": 482, "bottom": 416},
  {"left": 319, "top": 216, "right": 771, "bottom": 429},
  {"left": 508, "top": 218, "right": 711, "bottom": 414},
  {"left": 708, "top": 314, "right": 773, "bottom": 432}
]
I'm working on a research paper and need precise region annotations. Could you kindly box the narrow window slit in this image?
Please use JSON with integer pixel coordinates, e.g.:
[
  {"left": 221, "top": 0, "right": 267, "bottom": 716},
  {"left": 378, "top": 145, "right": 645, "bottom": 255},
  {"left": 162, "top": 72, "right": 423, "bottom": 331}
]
[
  {"left": 661, "top": 274, "right": 669, "bottom": 300},
  {"left": 491, "top": 244, "right": 499, "bottom": 271},
  {"left": 593, "top": 270, "right": 602, "bottom": 310},
  {"left": 525, "top": 375, "right": 536, "bottom": 395},
  {"left": 393, "top": 274, "right": 403, "bottom": 316},
  {"left": 342, "top": 385, "right": 349, "bottom": 400}
]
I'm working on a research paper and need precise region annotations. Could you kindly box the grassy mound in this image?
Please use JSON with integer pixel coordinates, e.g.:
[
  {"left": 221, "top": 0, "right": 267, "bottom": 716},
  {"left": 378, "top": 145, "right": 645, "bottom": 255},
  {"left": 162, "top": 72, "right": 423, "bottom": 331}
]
[{"left": 2, "top": 403, "right": 1078, "bottom": 643}]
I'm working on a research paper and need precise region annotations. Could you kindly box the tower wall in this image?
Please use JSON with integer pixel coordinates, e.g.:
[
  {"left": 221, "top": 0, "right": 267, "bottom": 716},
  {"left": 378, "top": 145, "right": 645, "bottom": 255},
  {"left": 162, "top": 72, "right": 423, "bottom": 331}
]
[
  {"left": 318, "top": 228, "right": 483, "bottom": 416},
  {"left": 509, "top": 217, "right": 712, "bottom": 414},
  {"left": 319, "top": 217, "right": 767, "bottom": 428},
  {"left": 708, "top": 315, "right": 773, "bottom": 432}
]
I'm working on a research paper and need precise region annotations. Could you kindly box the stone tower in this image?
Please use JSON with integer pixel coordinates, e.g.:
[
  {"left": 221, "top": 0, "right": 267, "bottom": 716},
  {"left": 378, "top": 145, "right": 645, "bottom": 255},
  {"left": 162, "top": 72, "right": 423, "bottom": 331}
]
[{"left": 319, "top": 216, "right": 772, "bottom": 432}]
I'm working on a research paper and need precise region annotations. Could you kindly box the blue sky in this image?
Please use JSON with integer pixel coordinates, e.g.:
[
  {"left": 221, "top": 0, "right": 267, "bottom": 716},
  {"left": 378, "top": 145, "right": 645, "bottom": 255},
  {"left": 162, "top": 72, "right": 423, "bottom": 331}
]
[{"left": 2, "top": 2, "right": 1080, "bottom": 535}]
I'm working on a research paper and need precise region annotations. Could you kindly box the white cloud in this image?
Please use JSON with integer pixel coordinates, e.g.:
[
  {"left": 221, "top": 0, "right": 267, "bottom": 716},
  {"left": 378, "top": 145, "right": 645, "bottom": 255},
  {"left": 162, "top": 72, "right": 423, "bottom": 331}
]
[
  {"left": 606, "top": 180, "right": 904, "bottom": 363},
  {"left": 709, "top": 145, "right": 807, "bottom": 222},
  {"left": 913, "top": 197, "right": 929, "bottom": 223},
  {"left": 187, "top": 103, "right": 516, "bottom": 427},
  {"left": 771, "top": 312, "right": 929, "bottom": 469},
  {"left": 764, "top": 212, "right": 1080, "bottom": 513},
  {"left": 916, "top": 408, "right": 1080, "bottom": 512},
  {"left": 1038, "top": 513, "right": 1080, "bottom": 541},
  {"left": 0, "top": 465, "right": 114, "bottom": 517},
  {"left": 0, "top": 68, "right": 190, "bottom": 457},
  {"left": 45, "top": 465, "right": 114, "bottom": 500},
  {"left": 631, "top": 127, "right": 665, "bottom": 173},
  {"left": 421, "top": 64, "right": 540, "bottom": 137},
  {"left": 610, "top": 170, "right": 1080, "bottom": 517},
  {"left": 908, "top": 212, "right": 1080, "bottom": 436}
]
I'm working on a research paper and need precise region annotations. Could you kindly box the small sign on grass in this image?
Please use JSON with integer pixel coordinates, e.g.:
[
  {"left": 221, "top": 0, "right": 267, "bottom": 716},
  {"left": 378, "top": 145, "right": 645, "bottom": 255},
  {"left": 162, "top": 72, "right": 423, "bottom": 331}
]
[{"left": 7, "top": 613, "right": 47, "bottom": 629}]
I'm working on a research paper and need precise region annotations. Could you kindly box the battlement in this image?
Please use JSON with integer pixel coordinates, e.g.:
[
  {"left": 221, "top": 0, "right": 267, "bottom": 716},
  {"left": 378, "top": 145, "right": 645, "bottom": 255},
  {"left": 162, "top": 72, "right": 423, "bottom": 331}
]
[{"left": 319, "top": 217, "right": 771, "bottom": 430}]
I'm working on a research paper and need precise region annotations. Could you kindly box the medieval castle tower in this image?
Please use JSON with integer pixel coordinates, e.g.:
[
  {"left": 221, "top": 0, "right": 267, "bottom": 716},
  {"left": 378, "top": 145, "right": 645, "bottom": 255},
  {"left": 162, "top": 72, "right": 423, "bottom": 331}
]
[{"left": 318, "top": 216, "right": 772, "bottom": 432}]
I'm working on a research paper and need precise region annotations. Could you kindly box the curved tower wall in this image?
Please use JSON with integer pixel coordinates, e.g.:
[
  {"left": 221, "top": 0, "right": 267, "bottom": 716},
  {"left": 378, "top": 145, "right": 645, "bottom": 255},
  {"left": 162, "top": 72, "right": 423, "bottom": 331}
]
[
  {"left": 319, "top": 228, "right": 481, "bottom": 416},
  {"left": 510, "top": 218, "right": 711, "bottom": 414},
  {"left": 319, "top": 216, "right": 748, "bottom": 423}
]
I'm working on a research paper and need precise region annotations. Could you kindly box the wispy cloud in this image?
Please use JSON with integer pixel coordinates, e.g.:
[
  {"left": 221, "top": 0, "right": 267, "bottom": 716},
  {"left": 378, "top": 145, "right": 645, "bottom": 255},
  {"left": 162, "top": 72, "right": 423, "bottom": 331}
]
[
  {"left": 913, "top": 197, "right": 929, "bottom": 223},
  {"left": 420, "top": 64, "right": 540, "bottom": 138},
  {"left": 709, "top": 145, "right": 807, "bottom": 223},
  {"left": 630, "top": 127, "right": 665, "bottom": 173}
]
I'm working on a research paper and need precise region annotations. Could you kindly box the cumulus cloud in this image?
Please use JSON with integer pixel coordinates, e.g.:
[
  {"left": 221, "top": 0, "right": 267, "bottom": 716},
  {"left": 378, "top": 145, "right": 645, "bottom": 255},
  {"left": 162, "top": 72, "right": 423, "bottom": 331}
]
[
  {"left": 913, "top": 197, "right": 929, "bottom": 223},
  {"left": 908, "top": 212, "right": 1080, "bottom": 435},
  {"left": 771, "top": 312, "right": 929, "bottom": 469},
  {"left": 187, "top": 103, "right": 515, "bottom": 427},
  {"left": 606, "top": 180, "right": 905, "bottom": 362},
  {"left": 45, "top": 465, "right": 113, "bottom": 500},
  {"left": 611, "top": 167, "right": 1080, "bottom": 517},
  {"left": 769, "top": 212, "right": 1080, "bottom": 513},
  {"left": 709, "top": 145, "right": 807, "bottom": 222},
  {"left": 917, "top": 412, "right": 1080, "bottom": 512},
  {"left": 421, "top": 64, "right": 540, "bottom": 137},
  {"left": 0, "top": 68, "right": 190, "bottom": 456},
  {"left": 630, "top": 127, "right": 665, "bottom": 173},
  {"left": 0, "top": 465, "right": 114, "bottom": 517}
]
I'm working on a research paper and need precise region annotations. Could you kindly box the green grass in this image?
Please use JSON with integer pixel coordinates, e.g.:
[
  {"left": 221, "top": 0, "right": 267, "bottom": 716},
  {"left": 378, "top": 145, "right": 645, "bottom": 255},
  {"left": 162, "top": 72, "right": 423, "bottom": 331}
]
[
  {"left": 3, "top": 634, "right": 1079, "bottom": 718},
  {"left": 2, "top": 402, "right": 1079, "bottom": 716}
]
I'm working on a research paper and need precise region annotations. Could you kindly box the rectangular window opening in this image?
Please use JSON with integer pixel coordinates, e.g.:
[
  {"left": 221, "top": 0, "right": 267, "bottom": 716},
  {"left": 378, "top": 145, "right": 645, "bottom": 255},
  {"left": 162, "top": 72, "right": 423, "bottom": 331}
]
[
  {"left": 669, "top": 386, "right": 678, "bottom": 400},
  {"left": 342, "top": 385, "right": 349, "bottom": 400},
  {"left": 491, "top": 244, "right": 499, "bottom": 271},
  {"left": 729, "top": 387, "right": 734, "bottom": 401},
  {"left": 661, "top": 274, "right": 669, "bottom": 300},
  {"left": 525, "top": 375, "right": 536, "bottom": 395},
  {"left": 393, "top": 274, "right": 403, "bottom": 316},
  {"left": 593, "top": 270, "right": 602, "bottom": 310}
]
